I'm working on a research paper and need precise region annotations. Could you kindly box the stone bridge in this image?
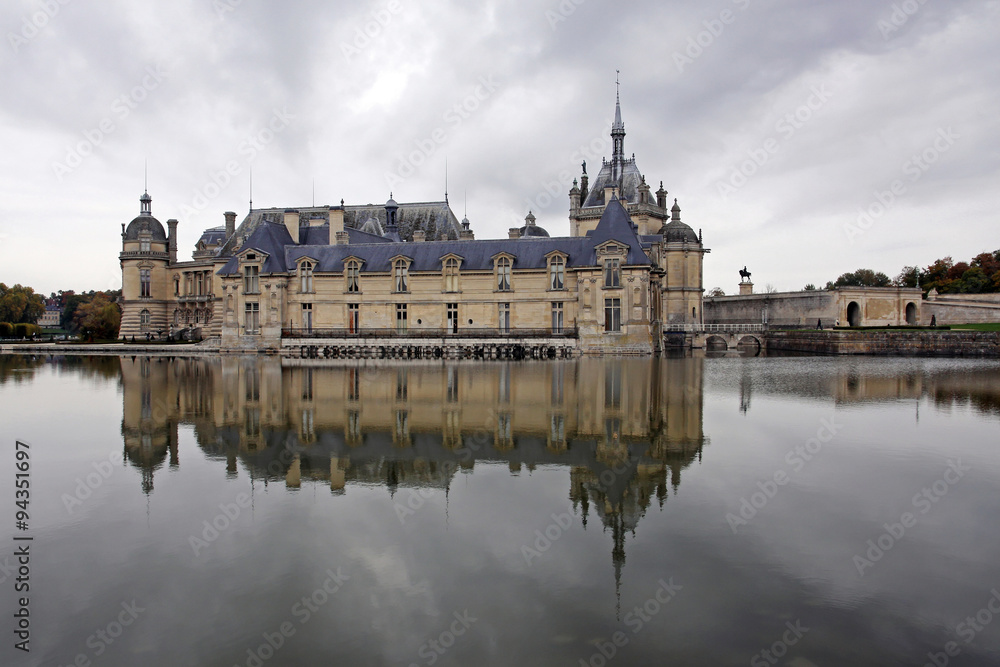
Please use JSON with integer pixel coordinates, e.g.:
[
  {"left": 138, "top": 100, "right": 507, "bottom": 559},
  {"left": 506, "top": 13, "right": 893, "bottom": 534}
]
[{"left": 663, "top": 324, "right": 765, "bottom": 351}]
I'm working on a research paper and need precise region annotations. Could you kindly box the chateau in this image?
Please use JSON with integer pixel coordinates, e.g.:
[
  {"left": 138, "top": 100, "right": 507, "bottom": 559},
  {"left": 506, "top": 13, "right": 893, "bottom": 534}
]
[{"left": 120, "top": 94, "right": 708, "bottom": 353}]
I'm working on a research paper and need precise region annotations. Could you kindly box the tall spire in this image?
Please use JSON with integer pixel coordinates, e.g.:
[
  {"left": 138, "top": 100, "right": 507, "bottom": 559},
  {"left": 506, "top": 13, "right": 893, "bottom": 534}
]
[{"left": 611, "top": 71, "right": 626, "bottom": 190}]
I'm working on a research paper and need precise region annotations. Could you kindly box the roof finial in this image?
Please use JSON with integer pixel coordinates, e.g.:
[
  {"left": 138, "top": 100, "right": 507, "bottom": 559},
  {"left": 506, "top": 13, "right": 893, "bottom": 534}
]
[
  {"left": 144, "top": 159, "right": 147, "bottom": 194},
  {"left": 249, "top": 167, "right": 253, "bottom": 212},
  {"left": 444, "top": 157, "right": 449, "bottom": 205}
]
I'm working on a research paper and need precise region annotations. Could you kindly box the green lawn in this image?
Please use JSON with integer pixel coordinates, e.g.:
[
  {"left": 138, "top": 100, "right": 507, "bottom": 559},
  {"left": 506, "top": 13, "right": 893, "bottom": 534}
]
[{"left": 949, "top": 323, "right": 1000, "bottom": 331}]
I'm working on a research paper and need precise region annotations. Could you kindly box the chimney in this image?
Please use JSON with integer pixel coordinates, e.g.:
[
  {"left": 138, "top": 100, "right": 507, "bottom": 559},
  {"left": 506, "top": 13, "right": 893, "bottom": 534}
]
[
  {"left": 335, "top": 230, "right": 350, "bottom": 245},
  {"left": 508, "top": 228, "right": 520, "bottom": 239},
  {"left": 224, "top": 211, "right": 237, "bottom": 239},
  {"left": 413, "top": 229, "right": 426, "bottom": 242},
  {"left": 328, "top": 206, "right": 344, "bottom": 245},
  {"left": 166, "top": 219, "right": 178, "bottom": 263},
  {"left": 283, "top": 209, "right": 300, "bottom": 243}
]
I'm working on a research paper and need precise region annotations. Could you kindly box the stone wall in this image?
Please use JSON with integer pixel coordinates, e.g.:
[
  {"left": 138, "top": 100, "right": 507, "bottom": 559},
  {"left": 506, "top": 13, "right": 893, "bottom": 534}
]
[
  {"left": 765, "top": 330, "right": 1000, "bottom": 357},
  {"left": 921, "top": 294, "right": 1000, "bottom": 325}
]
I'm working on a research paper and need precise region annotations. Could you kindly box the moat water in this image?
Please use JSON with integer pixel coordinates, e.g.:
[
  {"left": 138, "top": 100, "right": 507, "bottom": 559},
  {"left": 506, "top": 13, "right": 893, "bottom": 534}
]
[{"left": 2, "top": 354, "right": 1000, "bottom": 666}]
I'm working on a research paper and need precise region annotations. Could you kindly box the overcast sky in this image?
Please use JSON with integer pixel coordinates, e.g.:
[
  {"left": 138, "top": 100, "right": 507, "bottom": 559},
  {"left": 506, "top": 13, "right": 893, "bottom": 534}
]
[{"left": 0, "top": 0, "right": 997, "bottom": 296}]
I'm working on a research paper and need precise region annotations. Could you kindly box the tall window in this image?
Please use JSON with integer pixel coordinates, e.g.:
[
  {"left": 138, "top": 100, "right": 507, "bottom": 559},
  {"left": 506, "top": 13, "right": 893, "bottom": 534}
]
[
  {"left": 551, "top": 302, "right": 564, "bottom": 333},
  {"left": 498, "top": 302, "right": 510, "bottom": 333},
  {"left": 604, "top": 298, "right": 621, "bottom": 332},
  {"left": 496, "top": 257, "right": 512, "bottom": 292},
  {"left": 245, "top": 302, "right": 260, "bottom": 334},
  {"left": 139, "top": 309, "right": 151, "bottom": 332},
  {"left": 302, "top": 303, "right": 312, "bottom": 331},
  {"left": 444, "top": 258, "right": 460, "bottom": 292},
  {"left": 396, "top": 303, "right": 408, "bottom": 332},
  {"left": 549, "top": 256, "right": 565, "bottom": 290},
  {"left": 195, "top": 272, "right": 204, "bottom": 296},
  {"left": 347, "top": 304, "right": 359, "bottom": 334},
  {"left": 244, "top": 265, "right": 259, "bottom": 294},
  {"left": 346, "top": 261, "right": 360, "bottom": 293},
  {"left": 140, "top": 240, "right": 150, "bottom": 253},
  {"left": 300, "top": 261, "right": 314, "bottom": 293},
  {"left": 139, "top": 269, "right": 151, "bottom": 298},
  {"left": 604, "top": 258, "right": 621, "bottom": 288},
  {"left": 446, "top": 303, "right": 459, "bottom": 334},
  {"left": 173, "top": 276, "right": 179, "bottom": 296},
  {"left": 394, "top": 260, "right": 409, "bottom": 293}
]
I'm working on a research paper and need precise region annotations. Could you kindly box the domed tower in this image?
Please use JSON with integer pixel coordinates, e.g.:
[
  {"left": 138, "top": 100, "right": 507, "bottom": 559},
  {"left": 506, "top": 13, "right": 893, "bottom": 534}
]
[
  {"left": 120, "top": 191, "right": 171, "bottom": 337},
  {"left": 518, "top": 211, "right": 550, "bottom": 238},
  {"left": 659, "top": 199, "right": 709, "bottom": 325}
]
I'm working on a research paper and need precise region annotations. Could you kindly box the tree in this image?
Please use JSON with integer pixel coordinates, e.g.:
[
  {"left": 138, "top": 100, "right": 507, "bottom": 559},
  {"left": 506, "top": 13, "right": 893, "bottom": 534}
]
[
  {"left": 61, "top": 293, "right": 87, "bottom": 331},
  {"left": 894, "top": 266, "right": 921, "bottom": 288},
  {"left": 803, "top": 284, "right": 817, "bottom": 291},
  {"left": 827, "top": 269, "right": 892, "bottom": 288},
  {"left": 0, "top": 283, "right": 45, "bottom": 324},
  {"left": 764, "top": 284, "right": 778, "bottom": 294},
  {"left": 707, "top": 287, "right": 725, "bottom": 297},
  {"left": 73, "top": 293, "right": 121, "bottom": 341}
]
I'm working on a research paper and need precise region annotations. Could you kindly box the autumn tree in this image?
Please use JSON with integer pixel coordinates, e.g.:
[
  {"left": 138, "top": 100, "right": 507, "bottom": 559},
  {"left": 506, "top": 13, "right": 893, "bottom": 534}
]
[
  {"left": 0, "top": 283, "right": 45, "bottom": 324},
  {"left": 72, "top": 293, "right": 121, "bottom": 341}
]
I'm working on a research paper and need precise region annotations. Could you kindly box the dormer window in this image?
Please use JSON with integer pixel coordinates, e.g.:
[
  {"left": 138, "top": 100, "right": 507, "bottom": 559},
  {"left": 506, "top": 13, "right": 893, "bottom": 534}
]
[
  {"left": 495, "top": 257, "right": 512, "bottom": 292},
  {"left": 443, "top": 257, "right": 460, "bottom": 292},
  {"left": 604, "top": 258, "right": 621, "bottom": 288},
  {"left": 300, "top": 261, "right": 314, "bottom": 293},
  {"left": 244, "top": 265, "right": 260, "bottom": 294},
  {"left": 549, "top": 255, "right": 565, "bottom": 290},
  {"left": 346, "top": 260, "right": 360, "bottom": 293},
  {"left": 393, "top": 259, "right": 409, "bottom": 293}
]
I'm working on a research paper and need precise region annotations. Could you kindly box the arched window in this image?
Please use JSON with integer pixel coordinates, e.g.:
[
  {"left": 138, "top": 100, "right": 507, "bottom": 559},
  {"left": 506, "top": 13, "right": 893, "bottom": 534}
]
[
  {"left": 393, "top": 260, "right": 408, "bottom": 293},
  {"left": 444, "top": 258, "right": 460, "bottom": 292},
  {"left": 300, "top": 261, "right": 314, "bottom": 293},
  {"left": 549, "top": 256, "right": 565, "bottom": 290},
  {"left": 139, "top": 309, "right": 151, "bottom": 332},
  {"left": 496, "top": 257, "right": 512, "bottom": 292}
]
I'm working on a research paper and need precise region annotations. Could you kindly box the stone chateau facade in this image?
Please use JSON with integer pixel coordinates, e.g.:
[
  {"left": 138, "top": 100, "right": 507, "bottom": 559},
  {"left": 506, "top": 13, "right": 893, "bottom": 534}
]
[{"left": 120, "top": 94, "right": 708, "bottom": 353}]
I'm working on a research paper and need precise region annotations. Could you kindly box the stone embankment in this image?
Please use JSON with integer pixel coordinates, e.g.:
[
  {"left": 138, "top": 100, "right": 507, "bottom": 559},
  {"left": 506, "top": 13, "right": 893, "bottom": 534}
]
[{"left": 765, "top": 330, "right": 1000, "bottom": 356}]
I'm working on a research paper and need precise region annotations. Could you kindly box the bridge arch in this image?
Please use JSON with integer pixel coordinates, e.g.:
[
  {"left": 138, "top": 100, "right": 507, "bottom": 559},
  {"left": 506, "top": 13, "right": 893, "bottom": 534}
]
[{"left": 705, "top": 335, "right": 728, "bottom": 351}]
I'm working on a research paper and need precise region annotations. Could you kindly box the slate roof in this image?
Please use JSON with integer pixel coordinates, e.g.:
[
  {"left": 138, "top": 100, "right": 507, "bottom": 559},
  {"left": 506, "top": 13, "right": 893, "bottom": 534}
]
[
  {"left": 197, "top": 226, "right": 227, "bottom": 246},
  {"left": 582, "top": 158, "right": 643, "bottom": 208},
  {"left": 124, "top": 213, "right": 166, "bottom": 241},
  {"left": 218, "top": 197, "right": 652, "bottom": 276}
]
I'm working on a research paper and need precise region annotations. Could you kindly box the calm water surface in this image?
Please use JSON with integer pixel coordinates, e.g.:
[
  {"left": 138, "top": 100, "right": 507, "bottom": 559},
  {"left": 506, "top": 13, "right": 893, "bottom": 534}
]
[{"left": 1, "top": 354, "right": 1000, "bottom": 666}]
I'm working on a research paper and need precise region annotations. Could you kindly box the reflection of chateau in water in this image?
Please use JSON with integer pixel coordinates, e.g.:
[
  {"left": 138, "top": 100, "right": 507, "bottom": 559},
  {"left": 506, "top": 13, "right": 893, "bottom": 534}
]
[{"left": 120, "top": 356, "right": 708, "bottom": 589}]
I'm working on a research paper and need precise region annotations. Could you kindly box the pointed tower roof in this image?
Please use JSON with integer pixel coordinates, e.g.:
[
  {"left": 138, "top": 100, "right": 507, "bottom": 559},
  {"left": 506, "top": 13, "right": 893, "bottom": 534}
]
[{"left": 589, "top": 196, "right": 650, "bottom": 265}]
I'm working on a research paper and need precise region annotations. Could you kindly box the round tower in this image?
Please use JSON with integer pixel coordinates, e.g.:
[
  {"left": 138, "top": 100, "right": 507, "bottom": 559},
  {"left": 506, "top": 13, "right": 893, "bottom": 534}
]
[{"left": 120, "top": 191, "right": 170, "bottom": 338}]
